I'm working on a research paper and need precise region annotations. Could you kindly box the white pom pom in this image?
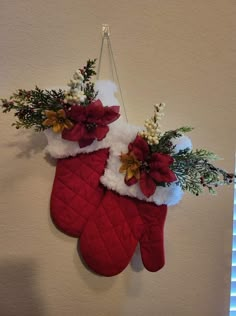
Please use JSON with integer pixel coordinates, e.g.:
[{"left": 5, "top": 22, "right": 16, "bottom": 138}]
[
  {"left": 172, "top": 135, "right": 192, "bottom": 153},
  {"left": 95, "top": 80, "right": 119, "bottom": 106}
]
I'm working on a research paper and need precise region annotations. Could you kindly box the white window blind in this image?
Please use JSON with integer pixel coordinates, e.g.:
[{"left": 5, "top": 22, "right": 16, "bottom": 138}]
[{"left": 230, "top": 180, "right": 236, "bottom": 316}]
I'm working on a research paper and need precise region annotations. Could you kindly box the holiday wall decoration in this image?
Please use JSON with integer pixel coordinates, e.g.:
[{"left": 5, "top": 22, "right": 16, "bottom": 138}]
[{"left": 1, "top": 59, "right": 235, "bottom": 276}]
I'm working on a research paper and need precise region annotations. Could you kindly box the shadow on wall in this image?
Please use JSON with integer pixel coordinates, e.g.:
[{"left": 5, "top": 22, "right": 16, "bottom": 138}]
[
  {"left": 0, "top": 258, "right": 45, "bottom": 316},
  {"left": 4, "top": 129, "right": 57, "bottom": 166},
  {"left": 6, "top": 130, "right": 48, "bottom": 158}
]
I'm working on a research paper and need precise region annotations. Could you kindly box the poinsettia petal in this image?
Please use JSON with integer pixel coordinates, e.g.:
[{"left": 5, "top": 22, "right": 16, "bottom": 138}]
[
  {"left": 95, "top": 125, "right": 109, "bottom": 141},
  {"left": 86, "top": 100, "right": 105, "bottom": 121},
  {"left": 161, "top": 169, "right": 177, "bottom": 182},
  {"left": 128, "top": 135, "right": 149, "bottom": 161},
  {"left": 62, "top": 123, "right": 84, "bottom": 141},
  {"left": 149, "top": 159, "right": 169, "bottom": 171},
  {"left": 150, "top": 168, "right": 177, "bottom": 183},
  {"left": 149, "top": 153, "right": 174, "bottom": 172},
  {"left": 151, "top": 153, "right": 174, "bottom": 166},
  {"left": 67, "top": 105, "right": 86, "bottom": 122},
  {"left": 125, "top": 176, "right": 138, "bottom": 186},
  {"left": 78, "top": 138, "right": 94, "bottom": 148},
  {"left": 83, "top": 127, "right": 97, "bottom": 140},
  {"left": 90, "top": 99, "right": 103, "bottom": 109},
  {"left": 148, "top": 170, "right": 163, "bottom": 183},
  {"left": 139, "top": 172, "right": 156, "bottom": 197},
  {"left": 99, "top": 105, "right": 120, "bottom": 125}
]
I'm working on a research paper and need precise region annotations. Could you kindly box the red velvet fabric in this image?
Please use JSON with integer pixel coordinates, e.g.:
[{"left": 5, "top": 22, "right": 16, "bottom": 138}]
[
  {"left": 79, "top": 190, "right": 167, "bottom": 276},
  {"left": 50, "top": 148, "right": 109, "bottom": 237}
]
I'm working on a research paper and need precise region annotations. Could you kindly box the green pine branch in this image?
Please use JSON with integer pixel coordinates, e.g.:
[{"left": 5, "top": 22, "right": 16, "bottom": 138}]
[
  {"left": 1, "top": 59, "right": 98, "bottom": 130},
  {"left": 1, "top": 87, "right": 65, "bottom": 131},
  {"left": 151, "top": 126, "right": 193, "bottom": 154},
  {"left": 82, "top": 59, "right": 97, "bottom": 82},
  {"left": 172, "top": 148, "right": 235, "bottom": 195}
]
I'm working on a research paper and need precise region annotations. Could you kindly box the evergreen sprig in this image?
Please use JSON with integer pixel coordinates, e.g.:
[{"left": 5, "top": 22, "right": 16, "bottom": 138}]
[
  {"left": 80, "top": 59, "right": 97, "bottom": 105},
  {"left": 171, "top": 148, "right": 235, "bottom": 195},
  {"left": 151, "top": 126, "right": 193, "bottom": 154},
  {"left": 83, "top": 82, "right": 98, "bottom": 106},
  {"left": 1, "top": 87, "right": 65, "bottom": 131},
  {"left": 81, "top": 59, "right": 97, "bottom": 82},
  {"left": 1, "top": 59, "right": 98, "bottom": 131}
]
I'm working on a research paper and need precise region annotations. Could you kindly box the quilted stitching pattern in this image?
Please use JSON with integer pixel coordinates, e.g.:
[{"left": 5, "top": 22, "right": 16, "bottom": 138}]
[
  {"left": 138, "top": 203, "right": 167, "bottom": 272},
  {"left": 79, "top": 190, "right": 167, "bottom": 276},
  {"left": 50, "top": 146, "right": 167, "bottom": 275},
  {"left": 50, "top": 148, "right": 109, "bottom": 237},
  {"left": 79, "top": 191, "right": 145, "bottom": 276}
]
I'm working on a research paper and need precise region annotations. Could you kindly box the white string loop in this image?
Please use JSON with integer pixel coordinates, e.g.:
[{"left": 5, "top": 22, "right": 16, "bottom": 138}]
[{"left": 97, "top": 25, "right": 128, "bottom": 122}]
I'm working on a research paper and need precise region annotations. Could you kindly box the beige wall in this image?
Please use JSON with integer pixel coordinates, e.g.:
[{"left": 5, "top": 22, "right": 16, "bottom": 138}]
[{"left": 0, "top": 1, "right": 235, "bottom": 315}]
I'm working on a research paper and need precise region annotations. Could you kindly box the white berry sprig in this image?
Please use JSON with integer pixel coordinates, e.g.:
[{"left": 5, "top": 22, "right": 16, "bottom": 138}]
[
  {"left": 64, "top": 69, "right": 87, "bottom": 105},
  {"left": 139, "top": 102, "right": 165, "bottom": 145}
]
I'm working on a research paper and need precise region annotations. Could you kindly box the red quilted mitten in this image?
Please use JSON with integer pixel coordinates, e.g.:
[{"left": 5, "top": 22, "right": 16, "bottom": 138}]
[
  {"left": 44, "top": 80, "right": 121, "bottom": 237},
  {"left": 79, "top": 190, "right": 144, "bottom": 276},
  {"left": 138, "top": 202, "right": 167, "bottom": 272},
  {"left": 79, "top": 189, "right": 167, "bottom": 276},
  {"left": 50, "top": 148, "right": 109, "bottom": 237}
]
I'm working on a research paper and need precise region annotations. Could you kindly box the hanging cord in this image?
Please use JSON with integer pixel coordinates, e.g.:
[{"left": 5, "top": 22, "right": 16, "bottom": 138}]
[{"left": 97, "top": 24, "right": 128, "bottom": 122}]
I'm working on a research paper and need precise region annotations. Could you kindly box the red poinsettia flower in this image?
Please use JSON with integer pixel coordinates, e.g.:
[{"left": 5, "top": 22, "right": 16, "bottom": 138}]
[
  {"left": 120, "top": 135, "right": 176, "bottom": 197},
  {"left": 62, "top": 100, "right": 120, "bottom": 148}
]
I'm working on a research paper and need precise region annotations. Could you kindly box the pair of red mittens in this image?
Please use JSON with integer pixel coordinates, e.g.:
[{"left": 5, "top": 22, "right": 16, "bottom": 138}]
[
  {"left": 50, "top": 149, "right": 167, "bottom": 276},
  {"left": 44, "top": 80, "right": 190, "bottom": 276},
  {"left": 46, "top": 118, "right": 184, "bottom": 276}
]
